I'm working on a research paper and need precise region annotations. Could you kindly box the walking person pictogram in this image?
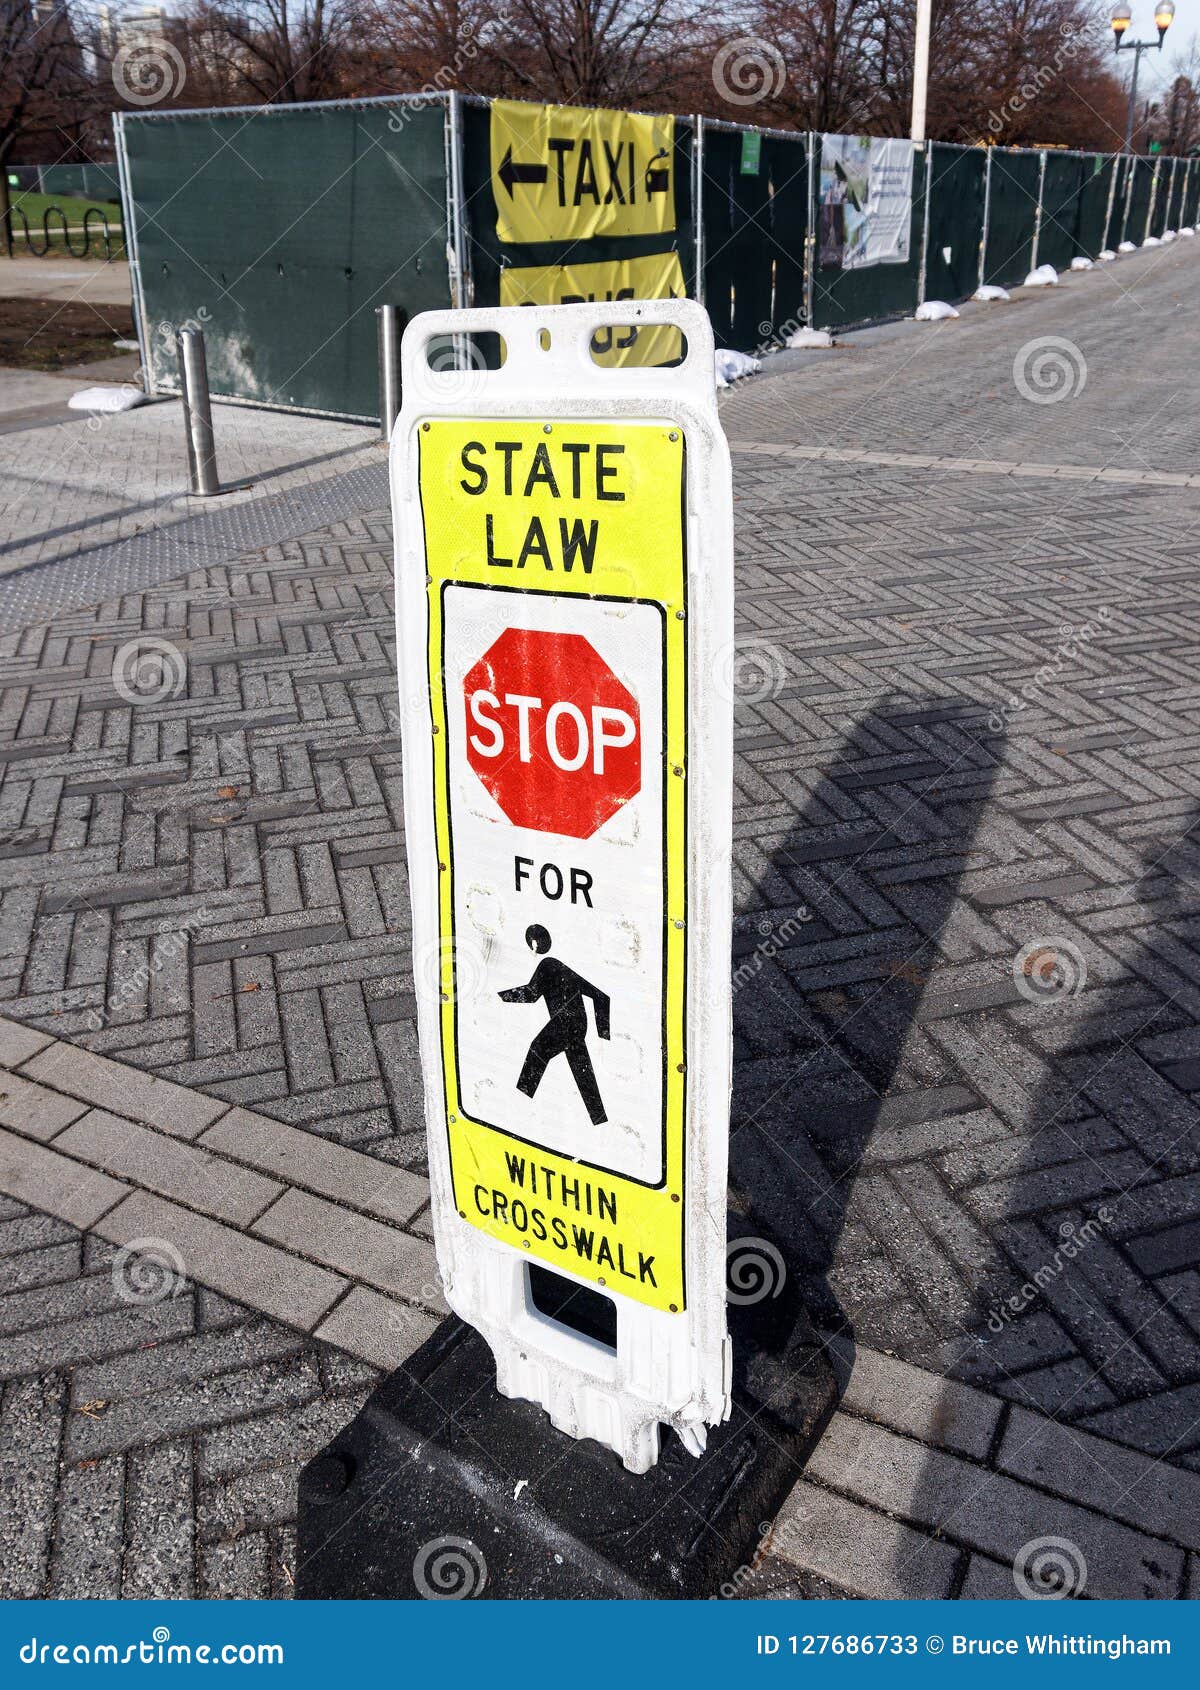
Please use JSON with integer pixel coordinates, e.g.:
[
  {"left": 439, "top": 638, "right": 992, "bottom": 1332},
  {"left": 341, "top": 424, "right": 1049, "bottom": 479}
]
[{"left": 499, "top": 925, "right": 610, "bottom": 1125}]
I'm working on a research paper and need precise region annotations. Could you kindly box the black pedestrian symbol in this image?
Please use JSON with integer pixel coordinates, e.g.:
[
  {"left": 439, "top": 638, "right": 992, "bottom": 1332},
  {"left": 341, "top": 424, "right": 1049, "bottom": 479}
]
[{"left": 499, "top": 925, "right": 610, "bottom": 1125}]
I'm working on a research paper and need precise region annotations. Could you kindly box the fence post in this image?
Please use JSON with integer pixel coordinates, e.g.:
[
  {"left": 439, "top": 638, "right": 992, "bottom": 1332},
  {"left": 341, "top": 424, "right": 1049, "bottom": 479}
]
[
  {"left": 176, "top": 329, "right": 220, "bottom": 497},
  {"left": 377, "top": 306, "right": 405, "bottom": 443},
  {"left": 446, "top": 92, "right": 470, "bottom": 310},
  {"left": 804, "top": 132, "right": 816, "bottom": 328},
  {"left": 1100, "top": 153, "right": 1120, "bottom": 255},
  {"left": 692, "top": 115, "right": 706, "bottom": 306},
  {"left": 1030, "top": 149, "right": 1047, "bottom": 272},
  {"left": 916, "top": 143, "right": 932, "bottom": 305},
  {"left": 978, "top": 146, "right": 993, "bottom": 290},
  {"left": 1119, "top": 152, "right": 1136, "bottom": 246},
  {"left": 1144, "top": 156, "right": 1161, "bottom": 244}
]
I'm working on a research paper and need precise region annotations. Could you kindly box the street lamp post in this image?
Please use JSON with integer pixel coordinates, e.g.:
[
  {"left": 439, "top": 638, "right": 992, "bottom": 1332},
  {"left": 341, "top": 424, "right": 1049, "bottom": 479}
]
[
  {"left": 1113, "top": 3, "right": 1175, "bottom": 153},
  {"left": 912, "top": 0, "right": 932, "bottom": 142}
]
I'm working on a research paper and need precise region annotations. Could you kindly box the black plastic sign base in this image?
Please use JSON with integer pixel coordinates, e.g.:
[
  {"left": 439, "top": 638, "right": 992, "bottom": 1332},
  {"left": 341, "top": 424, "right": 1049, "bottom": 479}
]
[{"left": 296, "top": 1291, "right": 836, "bottom": 1600}]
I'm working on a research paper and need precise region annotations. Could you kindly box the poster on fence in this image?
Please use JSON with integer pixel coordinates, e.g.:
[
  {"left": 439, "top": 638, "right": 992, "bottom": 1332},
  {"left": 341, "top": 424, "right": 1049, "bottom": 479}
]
[
  {"left": 818, "top": 135, "right": 914, "bottom": 269},
  {"left": 490, "top": 99, "right": 677, "bottom": 246}
]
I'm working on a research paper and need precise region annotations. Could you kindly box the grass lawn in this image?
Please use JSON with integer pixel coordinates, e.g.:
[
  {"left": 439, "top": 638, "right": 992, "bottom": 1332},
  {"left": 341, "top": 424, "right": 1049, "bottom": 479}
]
[{"left": 8, "top": 192, "right": 125, "bottom": 259}]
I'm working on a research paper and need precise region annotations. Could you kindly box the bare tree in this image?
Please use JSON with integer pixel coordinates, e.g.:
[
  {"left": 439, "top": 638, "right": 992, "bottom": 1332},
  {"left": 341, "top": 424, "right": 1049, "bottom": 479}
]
[
  {"left": 470, "top": 0, "right": 700, "bottom": 106},
  {"left": 183, "top": 0, "right": 361, "bottom": 104},
  {"left": 1, "top": 0, "right": 96, "bottom": 255}
]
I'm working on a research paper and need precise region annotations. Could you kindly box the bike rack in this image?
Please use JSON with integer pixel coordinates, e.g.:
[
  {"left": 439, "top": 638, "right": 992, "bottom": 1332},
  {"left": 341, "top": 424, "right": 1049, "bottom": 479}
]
[{"left": 9, "top": 203, "right": 117, "bottom": 260}]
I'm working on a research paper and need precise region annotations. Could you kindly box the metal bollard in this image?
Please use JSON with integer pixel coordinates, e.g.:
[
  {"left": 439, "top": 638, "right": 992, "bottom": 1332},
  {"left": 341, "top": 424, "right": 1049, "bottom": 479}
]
[
  {"left": 377, "top": 305, "right": 405, "bottom": 443},
  {"left": 177, "top": 328, "right": 220, "bottom": 496}
]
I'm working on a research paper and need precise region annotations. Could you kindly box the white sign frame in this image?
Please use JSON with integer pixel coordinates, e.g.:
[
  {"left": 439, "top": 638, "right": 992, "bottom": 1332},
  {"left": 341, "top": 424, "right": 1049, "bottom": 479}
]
[{"left": 391, "top": 300, "right": 733, "bottom": 1473}]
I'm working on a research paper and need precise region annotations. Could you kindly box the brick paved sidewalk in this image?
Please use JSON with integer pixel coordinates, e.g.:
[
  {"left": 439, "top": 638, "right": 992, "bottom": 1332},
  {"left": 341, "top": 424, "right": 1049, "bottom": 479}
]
[
  {"left": 2, "top": 232, "right": 1200, "bottom": 1597},
  {"left": 3, "top": 1018, "right": 1197, "bottom": 1599}
]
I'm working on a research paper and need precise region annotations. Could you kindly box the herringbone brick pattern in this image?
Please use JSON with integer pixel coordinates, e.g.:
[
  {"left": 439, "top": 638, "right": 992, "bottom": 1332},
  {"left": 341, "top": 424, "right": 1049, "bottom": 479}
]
[
  {"left": 0, "top": 1194, "right": 377, "bottom": 1598},
  {"left": 1, "top": 235, "right": 1200, "bottom": 1483}
]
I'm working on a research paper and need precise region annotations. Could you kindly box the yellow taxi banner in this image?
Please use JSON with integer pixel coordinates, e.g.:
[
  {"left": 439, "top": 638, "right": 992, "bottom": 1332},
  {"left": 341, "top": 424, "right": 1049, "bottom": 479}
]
[
  {"left": 499, "top": 252, "right": 686, "bottom": 367},
  {"left": 491, "top": 99, "right": 677, "bottom": 245}
]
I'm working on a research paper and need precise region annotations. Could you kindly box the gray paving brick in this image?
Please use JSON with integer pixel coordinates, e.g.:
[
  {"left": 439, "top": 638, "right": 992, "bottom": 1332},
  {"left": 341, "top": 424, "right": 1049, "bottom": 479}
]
[
  {"left": 805, "top": 1414, "right": 1181, "bottom": 1599},
  {"left": 200, "top": 1531, "right": 270, "bottom": 1600},
  {"left": 200, "top": 1105, "right": 427, "bottom": 1226},
  {"left": 314, "top": 1285, "right": 439, "bottom": 1371},
  {"left": 840, "top": 1348, "right": 1002, "bottom": 1460},
  {"left": 0, "top": 1125, "right": 128, "bottom": 1230},
  {"left": 122, "top": 1440, "right": 195, "bottom": 1599},
  {"left": 998, "top": 1405, "right": 1200, "bottom": 1552},
  {"left": 0, "top": 1017, "right": 52, "bottom": 1068},
  {"left": 251, "top": 1187, "right": 444, "bottom": 1309},
  {"left": 20, "top": 1043, "right": 228, "bottom": 1139},
  {"left": 94, "top": 1190, "right": 347, "bottom": 1331},
  {"left": 0, "top": 1070, "right": 89, "bottom": 1141},
  {"left": 0, "top": 1372, "right": 66, "bottom": 1596},
  {"left": 66, "top": 1354, "right": 326, "bottom": 1463},
  {"left": 48, "top": 1454, "right": 125, "bottom": 1598},
  {"left": 54, "top": 1109, "right": 282, "bottom": 1228},
  {"left": 773, "top": 1478, "right": 960, "bottom": 1599}
]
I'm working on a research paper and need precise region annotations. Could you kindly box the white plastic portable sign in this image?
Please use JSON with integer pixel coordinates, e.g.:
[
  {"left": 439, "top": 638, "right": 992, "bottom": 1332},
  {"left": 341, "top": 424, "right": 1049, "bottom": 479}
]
[{"left": 390, "top": 301, "right": 734, "bottom": 1473}]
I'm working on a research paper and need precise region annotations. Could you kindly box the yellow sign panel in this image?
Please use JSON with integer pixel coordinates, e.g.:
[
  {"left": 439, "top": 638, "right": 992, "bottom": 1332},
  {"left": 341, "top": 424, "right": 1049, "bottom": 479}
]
[
  {"left": 491, "top": 99, "right": 676, "bottom": 245},
  {"left": 499, "top": 252, "right": 686, "bottom": 367},
  {"left": 420, "top": 419, "right": 688, "bottom": 1312}
]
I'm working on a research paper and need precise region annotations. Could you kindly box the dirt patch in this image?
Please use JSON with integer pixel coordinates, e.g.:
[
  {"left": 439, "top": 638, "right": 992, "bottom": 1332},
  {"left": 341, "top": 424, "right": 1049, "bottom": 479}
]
[{"left": 0, "top": 295, "right": 135, "bottom": 371}]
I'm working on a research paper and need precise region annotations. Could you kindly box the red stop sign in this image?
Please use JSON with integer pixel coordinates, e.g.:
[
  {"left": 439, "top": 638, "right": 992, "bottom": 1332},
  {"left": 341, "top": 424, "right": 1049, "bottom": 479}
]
[{"left": 463, "top": 628, "right": 641, "bottom": 839}]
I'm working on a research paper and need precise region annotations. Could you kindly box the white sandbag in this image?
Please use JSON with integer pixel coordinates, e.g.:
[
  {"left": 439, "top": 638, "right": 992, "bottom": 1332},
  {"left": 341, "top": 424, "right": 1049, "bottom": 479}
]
[
  {"left": 784, "top": 326, "right": 835, "bottom": 349},
  {"left": 68, "top": 386, "right": 148, "bottom": 413},
  {"left": 715, "top": 348, "right": 761, "bottom": 387}
]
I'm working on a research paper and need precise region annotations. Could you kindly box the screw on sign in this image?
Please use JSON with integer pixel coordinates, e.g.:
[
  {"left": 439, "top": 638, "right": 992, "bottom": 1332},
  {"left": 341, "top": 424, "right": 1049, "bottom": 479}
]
[{"left": 464, "top": 628, "right": 641, "bottom": 839}]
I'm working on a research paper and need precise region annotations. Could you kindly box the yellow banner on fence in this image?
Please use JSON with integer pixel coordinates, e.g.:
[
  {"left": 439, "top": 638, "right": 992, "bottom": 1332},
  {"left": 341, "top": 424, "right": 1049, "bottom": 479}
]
[
  {"left": 499, "top": 251, "right": 686, "bottom": 367},
  {"left": 490, "top": 99, "right": 677, "bottom": 245}
]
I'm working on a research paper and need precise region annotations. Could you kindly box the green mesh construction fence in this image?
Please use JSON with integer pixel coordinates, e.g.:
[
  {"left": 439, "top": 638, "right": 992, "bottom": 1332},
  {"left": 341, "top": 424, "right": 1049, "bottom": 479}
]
[
  {"left": 925, "top": 144, "right": 985, "bottom": 304},
  {"left": 119, "top": 99, "right": 450, "bottom": 418},
  {"left": 117, "top": 92, "right": 1199, "bottom": 416},
  {"left": 1124, "top": 156, "right": 1156, "bottom": 245},
  {"left": 983, "top": 149, "right": 1042, "bottom": 286},
  {"left": 36, "top": 162, "right": 122, "bottom": 203},
  {"left": 699, "top": 125, "right": 808, "bottom": 349}
]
